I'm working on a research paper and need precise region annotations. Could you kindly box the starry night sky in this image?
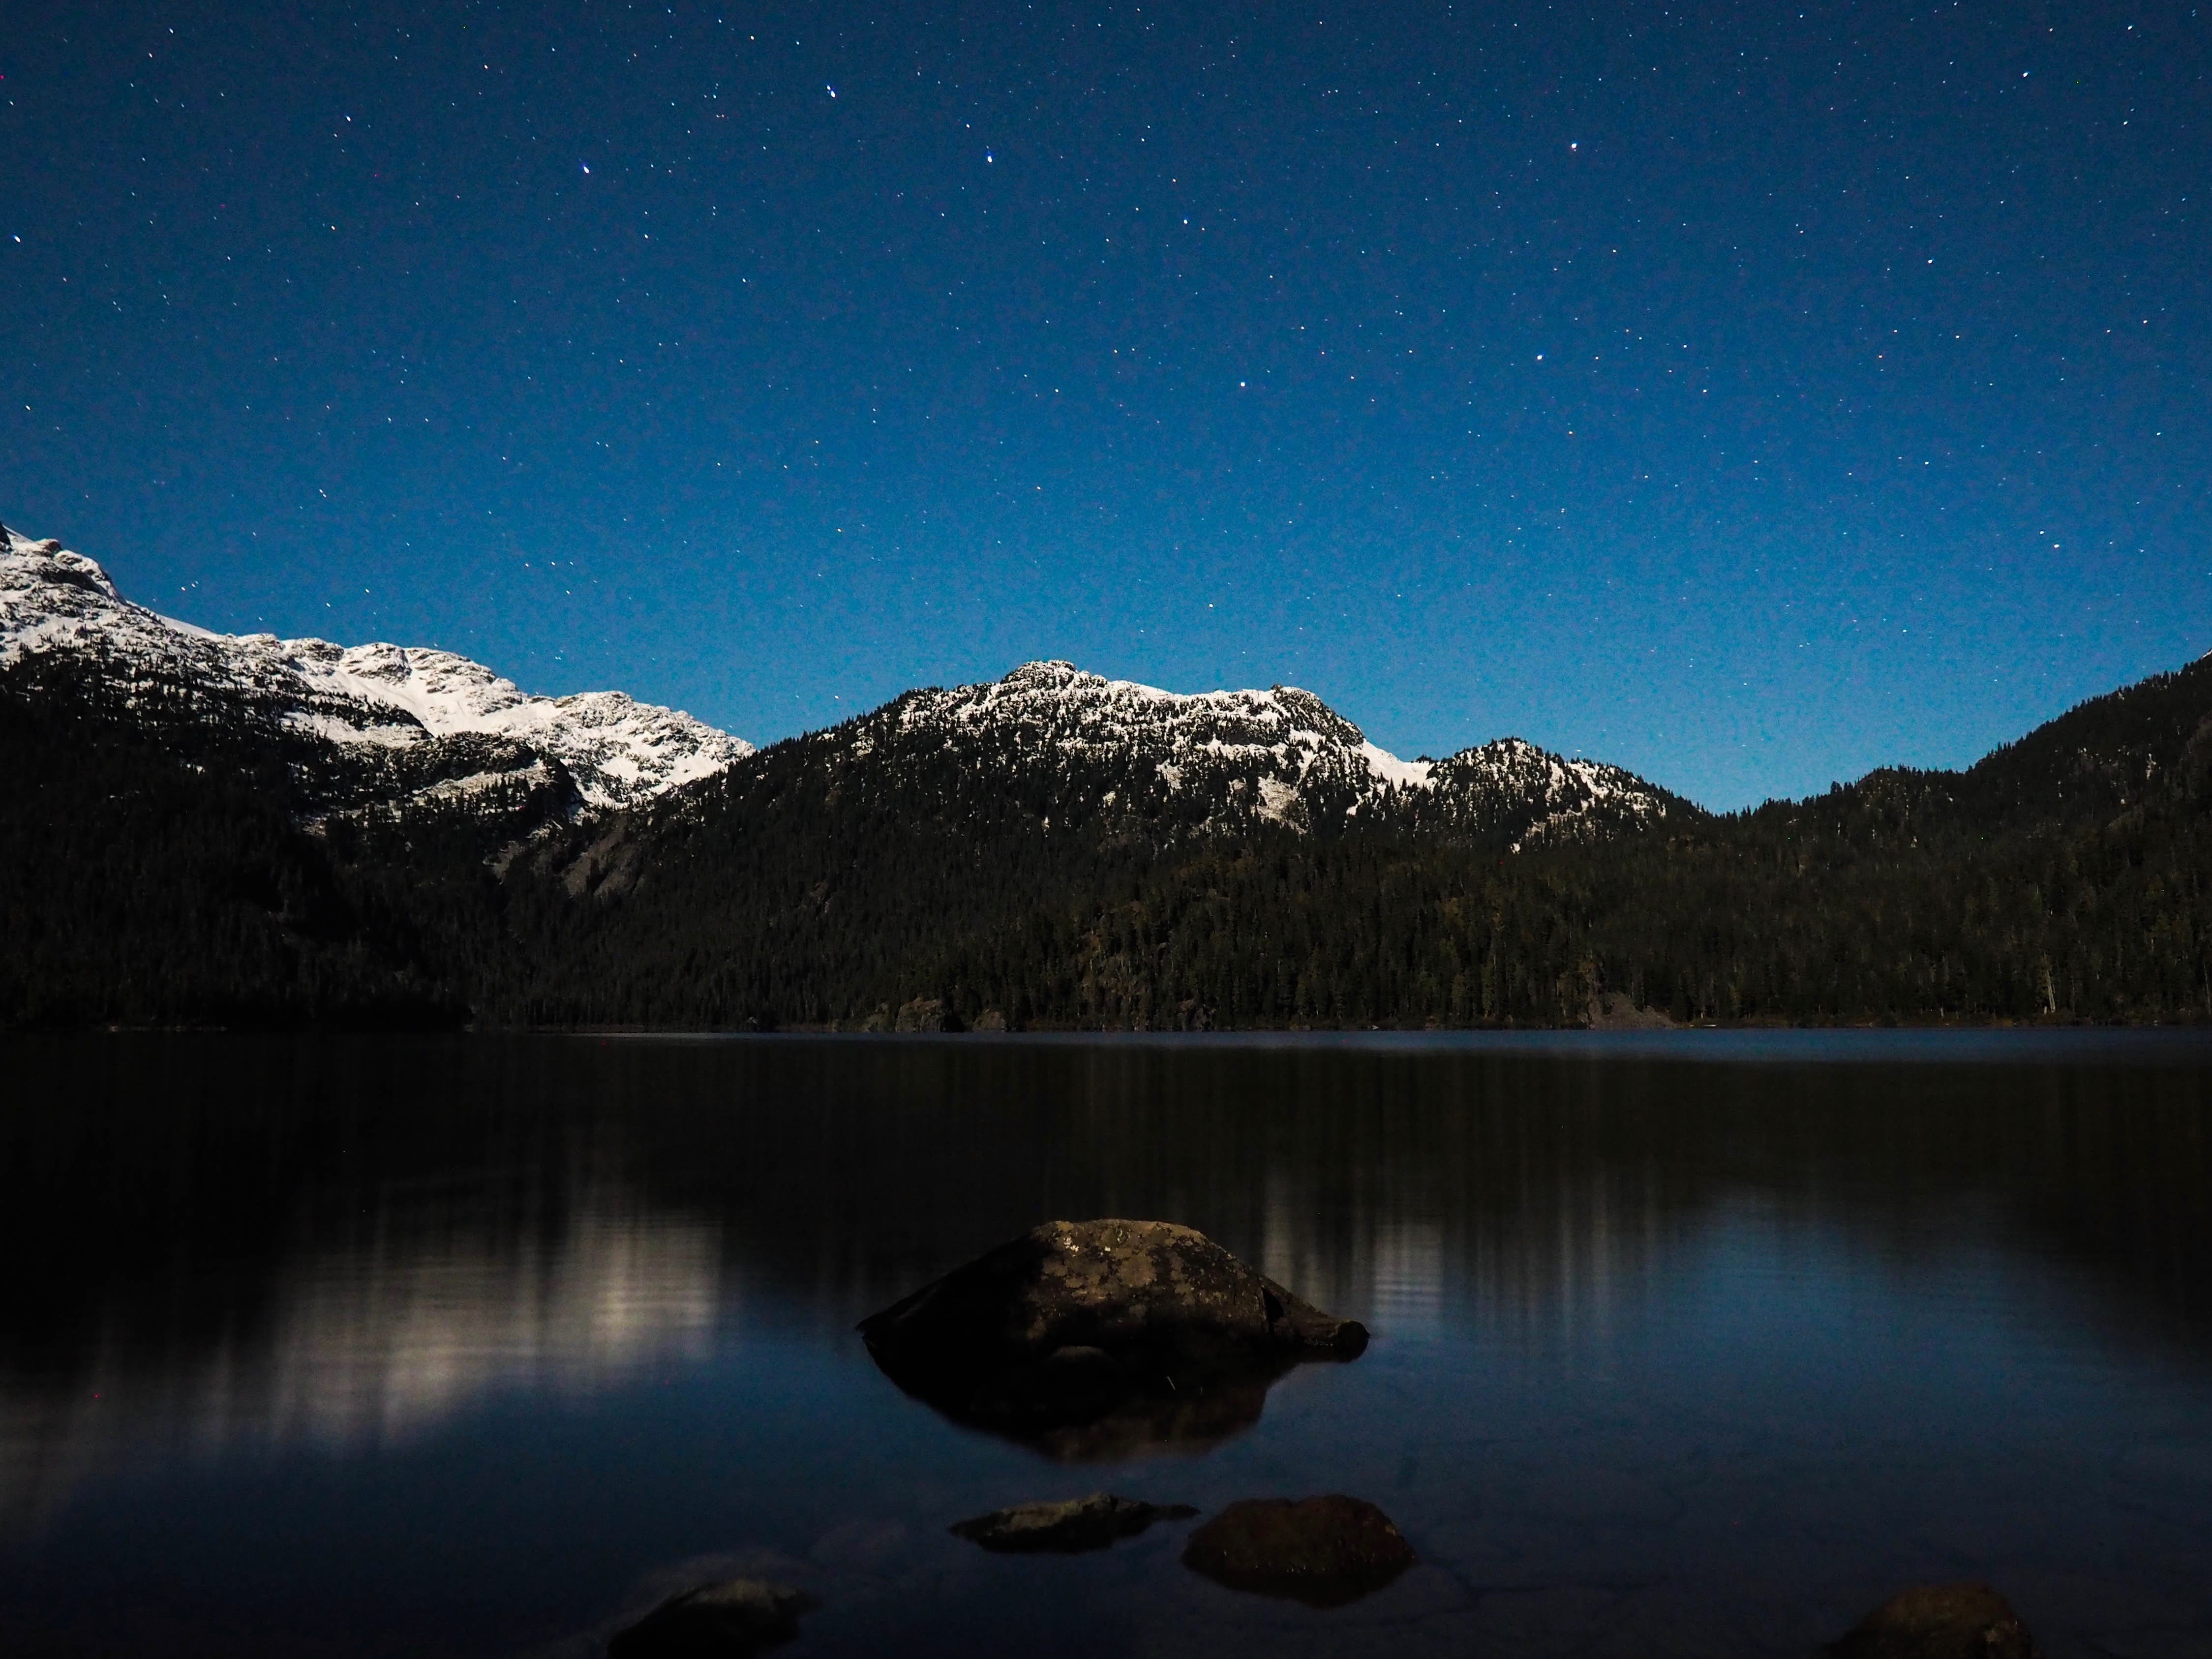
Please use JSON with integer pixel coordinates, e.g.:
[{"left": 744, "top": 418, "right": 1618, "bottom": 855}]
[{"left": 3, "top": 0, "right": 2205, "bottom": 805}]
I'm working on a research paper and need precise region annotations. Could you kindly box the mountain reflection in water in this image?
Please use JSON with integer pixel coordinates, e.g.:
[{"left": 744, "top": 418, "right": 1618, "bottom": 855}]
[
  {"left": 0, "top": 1031, "right": 2208, "bottom": 1659},
  {"left": 0, "top": 1164, "right": 720, "bottom": 1535}
]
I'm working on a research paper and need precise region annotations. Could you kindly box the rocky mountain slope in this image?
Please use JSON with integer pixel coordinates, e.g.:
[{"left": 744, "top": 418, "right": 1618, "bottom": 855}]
[
  {"left": 0, "top": 522, "right": 751, "bottom": 818},
  {"left": 793, "top": 659, "right": 1686, "bottom": 853},
  {"left": 9, "top": 516, "right": 2203, "bottom": 1032},
  {"left": 499, "top": 663, "right": 1693, "bottom": 1027},
  {"left": 1, "top": 522, "right": 1681, "bottom": 851}
]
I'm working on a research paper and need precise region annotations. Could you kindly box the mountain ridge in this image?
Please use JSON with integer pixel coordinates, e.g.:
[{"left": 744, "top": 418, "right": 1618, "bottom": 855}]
[
  {"left": 798, "top": 657, "right": 1689, "bottom": 853},
  {"left": 0, "top": 522, "right": 1685, "bottom": 849},
  {"left": 0, "top": 522, "right": 752, "bottom": 815},
  {"left": 2, "top": 518, "right": 2206, "bottom": 1031}
]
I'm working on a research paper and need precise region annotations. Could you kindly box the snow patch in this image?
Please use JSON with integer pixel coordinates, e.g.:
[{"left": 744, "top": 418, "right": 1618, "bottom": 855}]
[
  {"left": 872, "top": 660, "right": 1674, "bottom": 844},
  {"left": 1361, "top": 741, "right": 1436, "bottom": 790},
  {"left": 0, "top": 521, "right": 753, "bottom": 811}
]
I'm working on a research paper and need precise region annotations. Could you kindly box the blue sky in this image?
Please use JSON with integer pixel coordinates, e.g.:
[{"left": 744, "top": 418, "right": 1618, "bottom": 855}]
[{"left": 3, "top": 0, "right": 2205, "bottom": 806}]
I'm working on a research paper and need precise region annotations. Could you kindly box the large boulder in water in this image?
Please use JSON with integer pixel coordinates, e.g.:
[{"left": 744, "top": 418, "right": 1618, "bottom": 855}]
[
  {"left": 1181, "top": 1495, "right": 1416, "bottom": 1607},
  {"left": 606, "top": 1579, "right": 817, "bottom": 1657},
  {"left": 1824, "top": 1583, "right": 2041, "bottom": 1659},
  {"left": 857, "top": 1219, "right": 1367, "bottom": 1457}
]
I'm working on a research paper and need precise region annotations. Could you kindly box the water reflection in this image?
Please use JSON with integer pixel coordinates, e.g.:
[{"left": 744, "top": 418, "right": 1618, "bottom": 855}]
[
  {"left": 0, "top": 1121, "right": 720, "bottom": 1533},
  {"left": 252, "top": 1204, "right": 719, "bottom": 1446},
  {"left": 7, "top": 1036, "right": 2212, "bottom": 1486},
  {"left": 949, "top": 1362, "right": 1288, "bottom": 1463},
  {"left": 0, "top": 1032, "right": 2208, "bottom": 1659}
]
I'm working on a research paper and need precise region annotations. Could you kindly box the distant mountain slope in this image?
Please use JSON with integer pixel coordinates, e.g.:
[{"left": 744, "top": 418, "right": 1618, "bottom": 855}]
[
  {"left": 495, "top": 655, "right": 2212, "bottom": 1031},
  {"left": 0, "top": 523, "right": 751, "bottom": 816},
  {"left": 1952, "top": 653, "right": 2212, "bottom": 830},
  {"left": 482, "top": 662, "right": 1693, "bottom": 1027},
  {"left": 0, "top": 669, "right": 471, "bottom": 1028},
  {"left": 1516, "top": 652, "right": 2212, "bottom": 1025},
  {"left": 778, "top": 659, "right": 1687, "bottom": 851},
  {"left": 2, "top": 516, "right": 2206, "bottom": 1031}
]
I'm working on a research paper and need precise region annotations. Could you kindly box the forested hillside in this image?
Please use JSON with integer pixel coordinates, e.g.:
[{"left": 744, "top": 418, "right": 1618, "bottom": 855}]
[
  {"left": 0, "top": 666, "right": 472, "bottom": 1028},
  {"left": 4, "top": 651, "right": 2208, "bottom": 1031},
  {"left": 476, "top": 656, "right": 2211, "bottom": 1030}
]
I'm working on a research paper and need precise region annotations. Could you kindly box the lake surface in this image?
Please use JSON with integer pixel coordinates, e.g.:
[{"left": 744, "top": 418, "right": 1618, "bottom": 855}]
[{"left": 2, "top": 1031, "right": 2210, "bottom": 1659}]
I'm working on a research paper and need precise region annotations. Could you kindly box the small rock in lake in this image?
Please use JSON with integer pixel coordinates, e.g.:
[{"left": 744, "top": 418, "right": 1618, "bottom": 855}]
[
  {"left": 949, "top": 1492, "right": 1200, "bottom": 1553},
  {"left": 857, "top": 1219, "right": 1367, "bottom": 1456},
  {"left": 1181, "top": 1495, "right": 1416, "bottom": 1608},
  {"left": 1824, "top": 1582, "right": 2042, "bottom": 1659},
  {"left": 606, "top": 1578, "right": 818, "bottom": 1658}
]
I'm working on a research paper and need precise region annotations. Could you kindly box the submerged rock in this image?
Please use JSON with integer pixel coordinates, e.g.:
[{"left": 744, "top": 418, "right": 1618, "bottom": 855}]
[
  {"left": 949, "top": 1491, "right": 1199, "bottom": 1553},
  {"left": 1825, "top": 1583, "right": 2041, "bottom": 1659},
  {"left": 857, "top": 1219, "right": 1367, "bottom": 1457},
  {"left": 1180, "top": 1495, "right": 1416, "bottom": 1608},
  {"left": 606, "top": 1579, "right": 817, "bottom": 1657}
]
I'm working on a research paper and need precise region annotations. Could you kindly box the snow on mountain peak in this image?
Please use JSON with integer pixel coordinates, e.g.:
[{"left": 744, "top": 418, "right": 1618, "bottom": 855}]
[
  {"left": 853, "top": 660, "right": 1679, "bottom": 845},
  {"left": 0, "top": 522, "right": 751, "bottom": 811},
  {"left": 2, "top": 521, "right": 124, "bottom": 613},
  {"left": 4, "top": 525, "right": 1679, "bottom": 848},
  {"left": 933, "top": 659, "right": 1382, "bottom": 762}
]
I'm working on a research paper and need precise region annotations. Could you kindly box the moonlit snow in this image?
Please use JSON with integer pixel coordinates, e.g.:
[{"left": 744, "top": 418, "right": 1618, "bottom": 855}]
[
  {"left": 0, "top": 522, "right": 752, "bottom": 811},
  {"left": 3, "top": 523, "right": 1671, "bottom": 845}
]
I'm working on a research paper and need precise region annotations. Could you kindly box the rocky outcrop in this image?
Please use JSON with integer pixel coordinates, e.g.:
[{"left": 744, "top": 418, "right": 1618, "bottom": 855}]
[
  {"left": 948, "top": 1492, "right": 1198, "bottom": 1552},
  {"left": 1824, "top": 1583, "right": 2041, "bottom": 1659},
  {"left": 561, "top": 816, "right": 644, "bottom": 900},
  {"left": 1585, "top": 990, "right": 1674, "bottom": 1030},
  {"left": 606, "top": 1579, "right": 817, "bottom": 1657},
  {"left": 1181, "top": 1495, "right": 1416, "bottom": 1607},
  {"left": 894, "top": 996, "right": 953, "bottom": 1032},
  {"left": 858, "top": 1219, "right": 1366, "bottom": 1457}
]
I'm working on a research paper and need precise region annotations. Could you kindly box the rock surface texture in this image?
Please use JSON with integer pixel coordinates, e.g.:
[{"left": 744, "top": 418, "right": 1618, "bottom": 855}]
[
  {"left": 1825, "top": 1583, "right": 2042, "bottom": 1659},
  {"left": 948, "top": 1492, "right": 1199, "bottom": 1553},
  {"left": 606, "top": 1578, "right": 817, "bottom": 1657},
  {"left": 1180, "top": 1495, "right": 1417, "bottom": 1607},
  {"left": 858, "top": 1219, "right": 1367, "bottom": 1457}
]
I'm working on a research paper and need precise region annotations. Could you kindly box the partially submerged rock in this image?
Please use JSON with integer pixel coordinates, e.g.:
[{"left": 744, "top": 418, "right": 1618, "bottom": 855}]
[
  {"left": 949, "top": 1491, "right": 1199, "bottom": 1553},
  {"left": 858, "top": 1219, "right": 1367, "bottom": 1457},
  {"left": 1825, "top": 1583, "right": 2042, "bottom": 1659},
  {"left": 1181, "top": 1495, "right": 1416, "bottom": 1608},
  {"left": 606, "top": 1579, "right": 818, "bottom": 1657}
]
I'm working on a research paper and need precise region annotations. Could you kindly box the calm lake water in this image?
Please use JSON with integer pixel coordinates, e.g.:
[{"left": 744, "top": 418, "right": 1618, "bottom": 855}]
[{"left": 2, "top": 1032, "right": 2210, "bottom": 1659}]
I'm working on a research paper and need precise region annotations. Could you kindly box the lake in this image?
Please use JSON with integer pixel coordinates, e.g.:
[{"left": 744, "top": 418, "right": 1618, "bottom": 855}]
[{"left": 1, "top": 1031, "right": 2209, "bottom": 1658}]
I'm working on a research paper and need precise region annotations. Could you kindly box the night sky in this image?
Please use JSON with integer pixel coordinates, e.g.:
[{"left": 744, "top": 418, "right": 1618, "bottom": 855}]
[{"left": 3, "top": 0, "right": 2205, "bottom": 806}]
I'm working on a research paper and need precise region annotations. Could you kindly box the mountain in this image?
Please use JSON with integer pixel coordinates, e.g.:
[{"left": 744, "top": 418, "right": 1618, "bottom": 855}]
[
  {"left": 767, "top": 659, "right": 1687, "bottom": 853},
  {"left": 478, "top": 662, "right": 1691, "bottom": 1029},
  {"left": 492, "top": 654, "right": 2212, "bottom": 1031},
  {"left": 0, "top": 522, "right": 751, "bottom": 819},
  {"left": 2, "top": 517, "right": 2206, "bottom": 1031},
  {"left": 0, "top": 521, "right": 1680, "bottom": 854}
]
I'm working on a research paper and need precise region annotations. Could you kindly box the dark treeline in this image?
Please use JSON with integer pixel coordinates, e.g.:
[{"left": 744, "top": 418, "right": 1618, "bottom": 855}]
[{"left": 5, "top": 654, "right": 2209, "bottom": 1030}]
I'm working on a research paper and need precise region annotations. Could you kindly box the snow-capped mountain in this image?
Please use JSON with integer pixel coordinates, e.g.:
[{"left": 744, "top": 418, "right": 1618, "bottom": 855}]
[
  {"left": 0, "top": 522, "right": 751, "bottom": 815},
  {"left": 2, "top": 522, "right": 1678, "bottom": 855},
  {"left": 804, "top": 660, "right": 1683, "bottom": 848}
]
